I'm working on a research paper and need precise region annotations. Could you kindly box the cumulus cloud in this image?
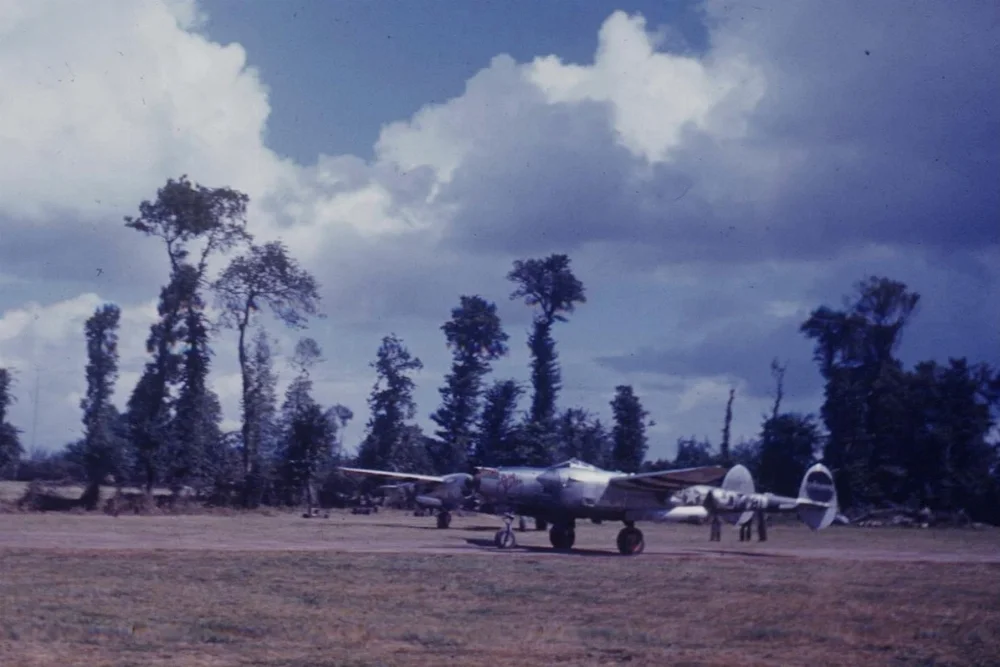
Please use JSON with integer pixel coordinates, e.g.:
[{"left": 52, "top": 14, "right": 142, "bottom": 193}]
[
  {"left": 0, "top": 0, "right": 995, "bottom": 456},
  {"left": 528, "top": 11, "right": 765, "bottom": 163},
  {"left": 414, "top": 3, "right": 998, "bottom": 267}
]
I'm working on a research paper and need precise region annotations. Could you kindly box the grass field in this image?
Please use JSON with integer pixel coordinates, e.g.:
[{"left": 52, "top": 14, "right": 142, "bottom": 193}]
[{"left": 1, "top": 511, "right": 999, "bottom": 666}]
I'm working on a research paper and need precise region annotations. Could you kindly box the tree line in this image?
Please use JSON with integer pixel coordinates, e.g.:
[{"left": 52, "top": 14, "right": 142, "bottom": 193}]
[{"left": 1, "top": 177, "right": 998, "bottom": 523}]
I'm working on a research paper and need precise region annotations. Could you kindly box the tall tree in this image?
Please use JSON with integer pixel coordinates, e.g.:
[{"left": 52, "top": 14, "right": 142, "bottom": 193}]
[
  {"left": 673, "top": 437, "right": 715, "bottom": 468},
  {"left": 124, "top": 174, "right": 252, "bottom": 276},
  {"left": 472, "top": 379, "right": 524, "bottom": 467},
  {"left": 126, "top": 276, "right": 185, "bottom": 492},
  {"left": 720, "top": 387, "right": 736, "bottom": 466},
  {"left": 507, "top": 254, "right": 586, "bottom": 426},
  {"left": 800, "top": 275, "right": 920, "bottom": 508},
  {"left": 0, "top": 368, "right": 23, "bottom": 474},
  {"left": 610, "top": 385, "right": 650, "bottom": 472},
  {"left": 770, "top": 358, "right": 787, "bottom": 421},
  {"left": 276, "top": 338, "right": 346, "bottom": 510},
  {"left": 244, "top": 328, "right": 280, "bottom": 500},
  {"left": 77, "top": 304, "right": 127, "bottom": 509},
  {"left": 730, "top": 439, "right": 762, "bottom": 479},
  {"left": 212, "top": 240, "right": 321, "bottom": 506},
  {"left": 902, "top": 359, "right": 1000, "bottom": 515},
  {"left": 429, "top": 295, "right": 509, "bottom": 473},
  {"left": 124, "top": 175, "right": 252, "bottom": 493},
  {"left": 165, "top": 265, "right": 218, "bottom": 493},
  {"left": 757, "top": 413, "right": 821, "bottom": 496},
  {"left": 357, "top": 334, "right": 426, "bottom": 471},
  {"left": 556, "top": 408, "right": 612, "bottom": 467}
]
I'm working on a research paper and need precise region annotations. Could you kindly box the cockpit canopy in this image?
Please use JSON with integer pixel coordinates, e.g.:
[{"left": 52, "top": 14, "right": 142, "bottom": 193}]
[{"left": 546, "top": 458, "right": 602, "bottom": 472}]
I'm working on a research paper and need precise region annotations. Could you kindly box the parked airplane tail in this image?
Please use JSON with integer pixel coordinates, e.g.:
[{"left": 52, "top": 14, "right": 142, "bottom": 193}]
[
  {"left": 701, "top": 462, "right": 839, "bottom": 530},
  {"left": 794, "top": 463, "right": 838, "bottom": 531},
  {"left": 718, "top": 464, "right": 755, "bottom": 526}
]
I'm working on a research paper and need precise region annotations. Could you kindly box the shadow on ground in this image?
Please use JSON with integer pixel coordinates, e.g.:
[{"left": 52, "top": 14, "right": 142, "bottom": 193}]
[{"left": 464, "top": 537, "right": 622, "bottom": 557}]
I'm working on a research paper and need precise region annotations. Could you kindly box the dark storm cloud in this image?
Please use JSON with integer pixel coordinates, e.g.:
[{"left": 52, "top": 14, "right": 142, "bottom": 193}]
[
  {"left": 596, "top": 246, "right": 1000, "bottom": 397},
  {"left": 0, "top": 217, "right": 166, "bottom": 304},
  {"left": 433, "top": 0, "right": 998, "bottom": 266},
  {"left": 804, "top": 247, "right": 1000, "bottom": 368},
  {"left": 596, "top": 316, "right": 822, "bottom": 400},
  {"left": 437, "top": 96, "right": 638, "bottom": 257}
]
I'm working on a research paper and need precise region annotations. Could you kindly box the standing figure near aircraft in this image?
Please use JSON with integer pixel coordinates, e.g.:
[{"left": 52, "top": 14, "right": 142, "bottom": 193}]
[
  {"left": 739, "top": 517, "right": 752, "bottom": 542},
  {"left": 756, "top": 509, "right": 768, "bottom": 541},
  {"left": 710, "top": 514, "right": 722, "bottom": 541}
]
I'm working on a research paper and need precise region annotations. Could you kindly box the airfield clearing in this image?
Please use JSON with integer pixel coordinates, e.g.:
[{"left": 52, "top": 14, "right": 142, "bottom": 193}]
[{"left": 1, "top": 511, "right": 999, "bottom": 666}]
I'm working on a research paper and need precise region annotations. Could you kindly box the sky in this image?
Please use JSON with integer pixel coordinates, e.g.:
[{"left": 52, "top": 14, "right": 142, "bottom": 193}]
[{"left": 0, "top": 0, "right": 997, "bottom": 461}]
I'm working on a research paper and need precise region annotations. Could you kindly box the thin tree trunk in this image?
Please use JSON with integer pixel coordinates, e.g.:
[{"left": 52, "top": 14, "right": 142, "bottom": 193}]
[
  {"left": 237, "top": 311, "right": 253, "bottom": 507},
  {"left": 81, "top": 479, "right": 101, "bottom": 511}
]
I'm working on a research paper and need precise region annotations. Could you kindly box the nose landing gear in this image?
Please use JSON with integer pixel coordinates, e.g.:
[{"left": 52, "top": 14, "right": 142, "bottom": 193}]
[{"left": 494, "top": 513, "right": 517, "bottom": 549}]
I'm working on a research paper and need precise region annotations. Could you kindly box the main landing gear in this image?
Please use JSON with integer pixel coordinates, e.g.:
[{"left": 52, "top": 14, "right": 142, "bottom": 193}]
[
  {"left": 549, "top": 520, "right": 576, "bottom": 550},
  {"left": 493, "top": 516, "right": 645, "bottom": 555},
  {"left": 436, "top": 511, "right": 452, "bottom": 529},
  {"left": 617, "top": 521, "right": 644, "bottom": 555}
]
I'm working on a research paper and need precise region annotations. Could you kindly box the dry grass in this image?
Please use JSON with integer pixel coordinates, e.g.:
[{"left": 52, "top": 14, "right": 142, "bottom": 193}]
[{"left": 1, "top": 512, "right": 998, "bottom": 667}]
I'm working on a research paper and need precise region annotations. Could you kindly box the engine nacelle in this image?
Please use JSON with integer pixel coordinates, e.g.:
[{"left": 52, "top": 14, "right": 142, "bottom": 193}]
[
  {"left": 441, "top": 472, "right": 476, "bottom": 496},
  {"left": 415, "top": 495, "right": 443, "bottom": 508}
]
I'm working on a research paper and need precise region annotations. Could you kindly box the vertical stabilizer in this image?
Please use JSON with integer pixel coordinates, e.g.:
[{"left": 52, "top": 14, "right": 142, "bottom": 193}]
[
  {"left": 796, "top": 463, "right": 838, "bottom": 530},
  {"left": 719, "top": 464, "right": 755, "bottom": 526}
]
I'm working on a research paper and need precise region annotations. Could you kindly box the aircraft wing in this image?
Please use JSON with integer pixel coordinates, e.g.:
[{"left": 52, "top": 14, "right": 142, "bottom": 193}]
[
  {"left": 608, "top": 465, "right": 728, "bottom": 493},
  {"left": 336, "top": 466, "right": 448, "bottom": 484}
]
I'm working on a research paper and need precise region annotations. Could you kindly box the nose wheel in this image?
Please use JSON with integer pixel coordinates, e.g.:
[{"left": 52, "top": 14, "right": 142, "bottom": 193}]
[
  {"left": 617, "top": 523, "right": 644, "bottom": 555},
  {"left": 494, "top": 513, "right": 517, "bottom": 549}
]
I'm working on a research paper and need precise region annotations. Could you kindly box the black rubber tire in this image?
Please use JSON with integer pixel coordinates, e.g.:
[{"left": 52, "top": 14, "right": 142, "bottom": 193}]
[
  {"left": 549, "top": 525, "right": 576, "bottom": 550},
  {"left": 617, "top": 527, "right": 645, "bottom": 555},
  {"left": 495, "top": 528, "right": 516, "bottom": 549}
]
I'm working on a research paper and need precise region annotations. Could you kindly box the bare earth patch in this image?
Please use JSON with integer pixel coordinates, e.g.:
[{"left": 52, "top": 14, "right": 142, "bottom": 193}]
[{"left": 1, "top": 510, "right": 998, "bottom": 666}]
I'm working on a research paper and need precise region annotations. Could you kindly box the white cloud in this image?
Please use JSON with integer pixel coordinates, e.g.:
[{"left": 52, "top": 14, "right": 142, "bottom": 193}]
[
  {"left": 0, "top": 0, "right": 292, "bottom": 226},
  {"left": 527, "top": 11, "right": 766, "bottom": 163}
]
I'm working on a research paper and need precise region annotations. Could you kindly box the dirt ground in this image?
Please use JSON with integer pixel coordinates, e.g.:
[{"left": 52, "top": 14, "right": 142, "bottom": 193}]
[
  {"left": 1, "top": 509, "right": 999, "bottom": 562},
  {"left": 2, "top": 510, "right": 1000, "bottom": 666}
]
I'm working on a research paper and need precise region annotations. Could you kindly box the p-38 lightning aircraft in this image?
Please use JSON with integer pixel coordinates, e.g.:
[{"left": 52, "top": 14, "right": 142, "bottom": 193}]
[
  {"left": 337, "top": 466, "right": 477, "bottom": 528},
  {"left": 338, "top": 458, "right": 839, "bottom": 555}
]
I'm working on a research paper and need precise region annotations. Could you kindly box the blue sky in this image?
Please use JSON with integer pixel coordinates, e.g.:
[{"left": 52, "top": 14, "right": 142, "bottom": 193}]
[
  {"left": 0, "top": 0, "right": 997, "bottom": 460},
  {"left": 199, "top": 0, "right": 710, "bottom": 161}
]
